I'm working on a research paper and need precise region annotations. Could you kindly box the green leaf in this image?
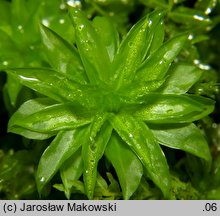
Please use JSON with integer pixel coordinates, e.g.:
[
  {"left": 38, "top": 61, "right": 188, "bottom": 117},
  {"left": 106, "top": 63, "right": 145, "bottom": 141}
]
[
  {"left": 6, "top": 74, "right": 22, "bottom": 106},
  {"left": 69, "top": 9, "right": 111, "bottom": 85},
  {"left": 60, "top": 148, "right": 83, "bottom": 199},
  {"left": 11, "top": 0, "right": 28, "bottom": 24},
  {"left": 8, "top": 126, "right": 54, "bottom": 140},
  {"left": 135, "top": 34, "right": 188, "bottom": 82},
  {"left": 0, "top": 1, "right": 10, "bottom": 27},
  {"left": 82, "top": 114, "right": 112, "bottom": 199},
  {"left": 6, "top": 68, "right": 96, "bottom": 107},
  {"left": 9, "top": 100, "right": 92, "bottom": 134},
  {"left": 105, "top": 133, "right": 143, "bottom": 199},
  {"left": 7, "top": 98, "right": 55, "bottom": 139},
  {"left": 119, "top": 79, "right": 165, "bottom": 101},
  {"left": 109, "top": 114, "right": 171, "bottom": 198},
  {"left": 170, "top": 7, "right": 211, "bottom": 26},
  {"left": 195, "top": 0, "right": 218, "bottom": 15},
  {"left": 148, "top": 16, "right": 165, "bottom": 54},
  {"left": 36, "top": 127, "right": 88, "bottom": 193},
  {"left": 39, "top": 24, "right": 88, "bottom": 85},
  {"left": 140, "top": 0, "right": 168, "bottom": 8},
  {"left": 162, "top": 63, "right": 203, "bottom": 94},
  {"left": 112, "top": 9, "right": 165, "bottom": 88},
  {"left": 92, "top": 16, "right": 119, "bottom": 62},
  {"left": 94, "top": 173, "right": 109, "bottom": 197},
  {"left": 133, "top": 94, "right": 214, "bottom": 123},
  {"left": 151, "top": 123, "right": 211, "bottom": 162}
]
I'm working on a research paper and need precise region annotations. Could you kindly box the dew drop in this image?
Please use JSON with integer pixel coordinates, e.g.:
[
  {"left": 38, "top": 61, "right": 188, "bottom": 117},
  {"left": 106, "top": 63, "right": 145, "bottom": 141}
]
[
  {"left": 40, "top": 177, "right": 45, "bottom": 183},
  {"left": 159, "top": 60, "right": 163, "bottom": 65},
  {"left": 42, "top": 18, "right": 50, "bottom": 27},
  {"left": 148, "top": 19, "right": 152, "bottom": 27},
  {"left": 78, "top": 24, "right": 84, "bottom": 31},
  {"left": 90, "top": 159, "right": 95, "bottom": 163},
  {"left": 167, "top": 109, "right": 173, "bottom": 113},
  {"left": 85, "top": 170, "right": 89, "bottom": 174},
  {"left": 60, "top": 3, "right": 66, "bottom": 10},
  {"left": 59, "top": 18, "right": 65, "bottom": 24},
  {"left": 205, "top": 7, "right": 212, "bottom": 15},
  {"left": 188, "top": 34, "right": 194, "bottom": 40},
  {"left": 67, "top": 0, "right": 81, "bottom": 8},
  {"left": 129, "top": 133, "right": 133, "bottom": 138},
  {"left": 17, "top": 25, "right": 24, "bottom": 33},
  {"left": 128, "top": 41, "right": 133, "bottom": 47},
  {"left": 3, "top": 61, "right": 8, "bottom": 66}
]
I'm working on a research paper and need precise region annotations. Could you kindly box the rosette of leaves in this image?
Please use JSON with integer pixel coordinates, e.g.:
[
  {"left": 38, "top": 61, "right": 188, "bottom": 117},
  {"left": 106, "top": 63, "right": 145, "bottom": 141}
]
[{"left": 6, "top": 8, "right": 214, "bottom": 199}]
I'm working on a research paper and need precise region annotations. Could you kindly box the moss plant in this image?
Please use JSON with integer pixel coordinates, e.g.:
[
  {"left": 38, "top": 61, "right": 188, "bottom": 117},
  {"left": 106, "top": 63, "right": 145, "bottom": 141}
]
[{"left": 5, "top": 7, "right": 215, "bottom": 199}]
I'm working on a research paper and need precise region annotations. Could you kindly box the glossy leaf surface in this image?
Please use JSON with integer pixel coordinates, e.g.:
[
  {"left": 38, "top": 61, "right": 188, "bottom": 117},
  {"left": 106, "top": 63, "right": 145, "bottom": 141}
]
[
  {"left": 40, "top": 24, "right": 88, "bottom": 84},
  {"left": 105, "top": 134, "right": 143, "bottom": 199},
  {"left": 112, "top": 9, "right": 165, "bottom": 88},
  {"left": 92, "top": 16, "right": 119, "bottom": 62},
  {"left": 133, "top": 94, "right": 214, "bottom": 123},
  {"left": 4, "top": 5, "right": 216, "bottom": 200},
  {"left": 69, "top": 9, "right": 111, "bottom": 85},
  {"left": 6, "top": 68, "right": 97, "bottom": 108},
  {"left": 109, "top": 114, "right": 171, "bottom": 198},
  {"left": 162, "top": 63, "right": 203, "bottom": 94},
  {"left": 135, "top": 34, "right": 188, "bottom": 82},
  {"left": 170, "top": 7, "right": 211, "bottom": 26},
  {"left": 82, "top": 115, "right": 112, "bottom": 199},
  {"left": 36, "top": 128, "right": 84, "bottom": 192},
  {"left": 151, "top": 123, "right": 211, "bottom": 161},
  {"left": 60, "top": 148, "right": 83, "bottom": 199},
  {"left": 8, "top": 99, "right": 92, "bottom": 133}
]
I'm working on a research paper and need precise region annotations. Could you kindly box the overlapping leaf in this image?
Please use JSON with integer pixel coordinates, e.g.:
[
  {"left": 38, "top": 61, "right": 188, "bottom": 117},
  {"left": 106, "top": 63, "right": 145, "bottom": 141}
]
[
  {"left": 82, "top": 114, "right": 112, "bottom": 199},
  {"left": 36, "top": 127, "right": 88, "bottom": 193},
  {"left": 112, "top": 9, "right": 166, "bottom": 88},
  {"left": 69, "top": 9, "right": 111, "bottom": 85},
  {"left": 40, "top": 24, "right": 88, "bottom": 84},
  {"left": 133, "top": 94, "right": 214, "bottom": 123},
  {"left": 151, "top": 123, "right": 211, "bottom": 162},
  {"left": 8, "top": 98, "right": 93, "bottom": 134},
  {"left": 135, "top": 34, "right": 188, "bottom": 82},
  {"left": 6, "top": 7, "right": 216, "bottom": 200},
  {"left": 105, "top": 133, "right": 143, "bottom": 199},
  {"left": 60, "top": 148, "right": 84, "bottom": 199},
  {"left": 109, "top": 114, "right": 171, "bottom": 198}
]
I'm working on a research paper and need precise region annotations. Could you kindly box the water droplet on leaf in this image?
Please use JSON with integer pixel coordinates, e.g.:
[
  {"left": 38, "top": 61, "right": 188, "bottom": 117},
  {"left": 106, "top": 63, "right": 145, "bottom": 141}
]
[
  {"left": 128, "top": 41, "right": 133, "bottom": 47},
  {"left": 59, "top": 19, "right": 65, "bottom": 24},
  {"left": 188, "top": 34, "right": 194, "bottom": 40},
  {"left": 78, "top": 24, "right": 84, "bottom": 31},
  {"left": 67, "top": 0, "right": 81, "bottom": 8},
  {"left": 40, "top": 177, "right": 45, "bottom": 183},
  {"left": 17, "top": 25, "right": 24, "bottom": 33},
  {"left": 3, "top": 61, "right": 8, "bottom": 66},
  {"left": 148, "top": 19, "right": 152, "bottom": 27},
  {"left": 42, "top": 19, "right": 50, "bottom": 27},
  {"left": 167, "top": 109, "right": 173, "bottom": 113},
  {"left": 60, "top": 3, "right": 66, "bottom": 10}
]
